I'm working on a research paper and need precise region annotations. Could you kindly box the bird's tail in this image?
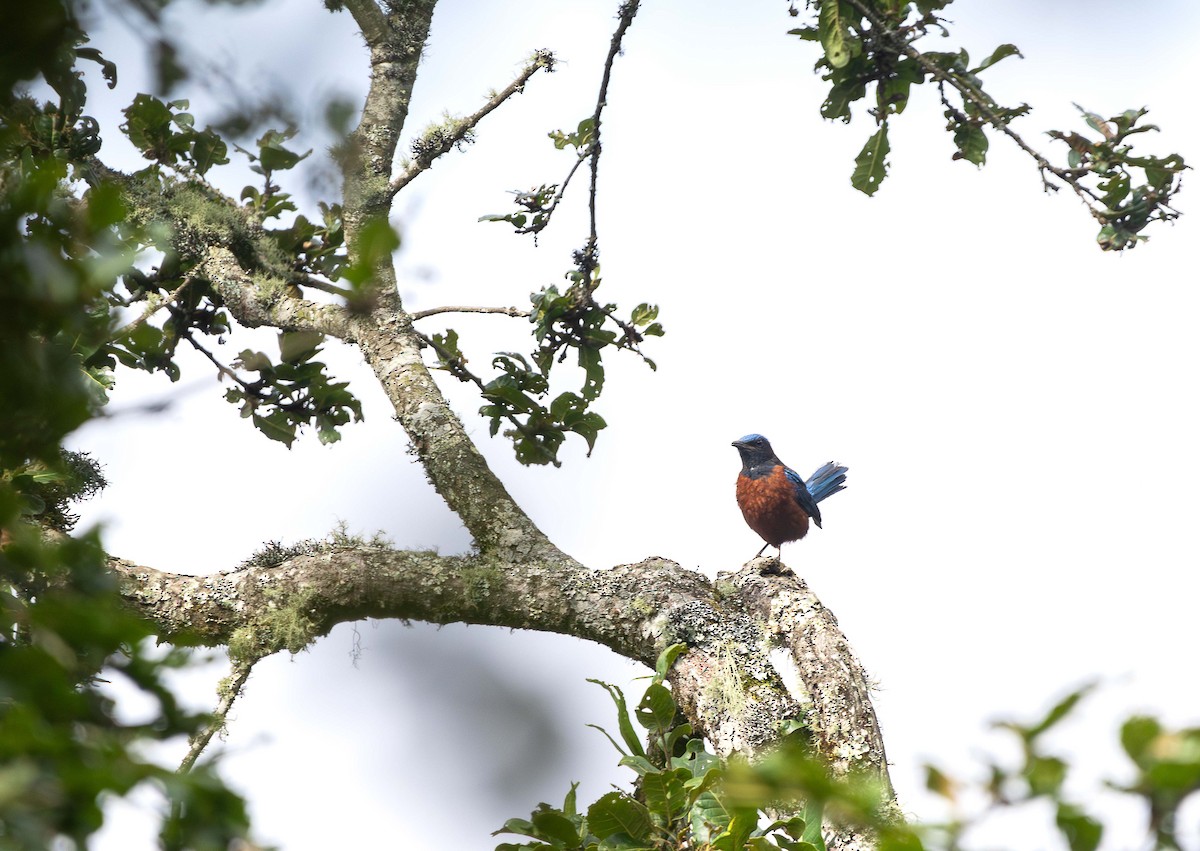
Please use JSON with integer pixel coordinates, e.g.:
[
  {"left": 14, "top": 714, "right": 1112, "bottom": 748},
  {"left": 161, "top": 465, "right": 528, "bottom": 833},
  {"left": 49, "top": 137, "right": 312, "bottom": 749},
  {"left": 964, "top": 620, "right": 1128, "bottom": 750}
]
[{"left": 806, "top": 462, "right": 848, "bottom": 503}]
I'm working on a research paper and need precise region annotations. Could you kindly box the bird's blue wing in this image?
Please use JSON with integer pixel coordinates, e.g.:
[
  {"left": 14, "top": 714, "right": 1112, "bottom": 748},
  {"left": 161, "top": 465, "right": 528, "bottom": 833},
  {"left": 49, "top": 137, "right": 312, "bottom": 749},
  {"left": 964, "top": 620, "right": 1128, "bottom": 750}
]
[{"left": 784, "top": 467, "right": 824, "bottom": 528}]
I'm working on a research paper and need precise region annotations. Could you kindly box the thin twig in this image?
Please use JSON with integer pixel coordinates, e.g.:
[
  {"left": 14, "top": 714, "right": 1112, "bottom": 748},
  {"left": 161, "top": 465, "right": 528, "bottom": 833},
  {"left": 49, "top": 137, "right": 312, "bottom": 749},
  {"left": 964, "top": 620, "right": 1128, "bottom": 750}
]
[
  {"left": 184, "top": 331, "right": 250, "bottom": 389},
  {"left": 111, "top": 278, "right": 193, "bottom": 340},
  {"left": 389, "top": 50, "right": 556, "bottom": 196},
  {"left": 298, "top": 275, "right": 353, "bottom": 299},
  {"left": 509, "top": 2, "right": 641, "bottom": 240},
  {"left": 412, "top": 305, "right": 530, "bottom": 320},
  {"left": 178, "top": 658, "right": 253, "bottom": 773},
  {"left": 586, "top": 1, "right": 641, "bottom": 251}
]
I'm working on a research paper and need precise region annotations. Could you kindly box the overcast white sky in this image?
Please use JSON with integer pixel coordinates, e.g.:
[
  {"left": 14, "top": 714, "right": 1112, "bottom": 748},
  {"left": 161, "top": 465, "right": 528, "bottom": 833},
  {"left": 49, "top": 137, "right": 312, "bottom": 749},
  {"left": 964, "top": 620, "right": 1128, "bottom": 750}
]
[{"left": 70, "top": 0, "right": 1200, "bottom": 848}]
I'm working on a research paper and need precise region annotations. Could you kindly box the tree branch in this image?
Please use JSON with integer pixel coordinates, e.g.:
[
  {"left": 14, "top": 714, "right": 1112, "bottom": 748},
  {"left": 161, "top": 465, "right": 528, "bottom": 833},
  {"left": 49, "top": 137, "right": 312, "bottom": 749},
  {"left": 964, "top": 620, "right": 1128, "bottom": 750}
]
[
  {"left": 112, "top": 546, "right": 892, "bottom": 816},
  {"left": 342, "top": 0, "right": 434, "bottom": 280},
  {"left": 297, "top": 276, "right": 353, "bottom": 299},
  {"left": 411, "top": 305, "right": 530, "bottom": 320},
  {"left": 389, "top": 50, "right": 556, "bottom": 196},
  {"left": 342, "top": 0, "right": 390, "bottom": 49},
  {"left": 178, "top": 658, "right": 253, "bottom": 773},
  {"left": 586, "top": 0, "right": 641, "bottom": 251},
  {"left": 197, "top": 246, "right": 358, "bottom": 340},
  {"left": 354, "top": 313, "right": 564, "bottom": 557},
  {"left": 110, "top": 277, "right": 193, "bottom": 341},
  {"left": 331, "top": 2, "right": 561, "bottom": 557}
]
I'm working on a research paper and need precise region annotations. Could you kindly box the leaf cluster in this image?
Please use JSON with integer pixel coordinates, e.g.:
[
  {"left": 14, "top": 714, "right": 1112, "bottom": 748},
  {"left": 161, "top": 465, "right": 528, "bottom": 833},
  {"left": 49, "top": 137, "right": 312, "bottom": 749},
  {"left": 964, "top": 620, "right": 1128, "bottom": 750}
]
[
  {"left": 791, "top": 1, "right": 1028, "bottom": 194},
  {"left": 223, "top": 331, "right": 363, "bottom": 448},
  {"left": 456, "top": 104, "right": 660, "bottom": 466},
  {"left": 122, "top": 93, "right": 230, "bottom": 175},
  {"left": 428, "top": 260, "right": 662, "bottom": 466},
  {"left": 789, "top": 0, "right": 1185, "bottom": 247},
  {"left": 1048, "top": 106, "right": 1187, "bottom": 250},
  {"left": 87, "top": 107, "right": 361, "bottom": 449},
  {"left": 495, "top": 645, "right": 830, "bottom": 851}
]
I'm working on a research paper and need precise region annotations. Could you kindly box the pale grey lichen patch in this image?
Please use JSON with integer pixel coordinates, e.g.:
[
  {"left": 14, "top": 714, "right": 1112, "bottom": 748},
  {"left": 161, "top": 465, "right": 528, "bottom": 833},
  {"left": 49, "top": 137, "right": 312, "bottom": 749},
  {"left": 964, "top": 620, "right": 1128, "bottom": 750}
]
[{"left": 767, "top": 645, "right": 812, "bottom": 707}]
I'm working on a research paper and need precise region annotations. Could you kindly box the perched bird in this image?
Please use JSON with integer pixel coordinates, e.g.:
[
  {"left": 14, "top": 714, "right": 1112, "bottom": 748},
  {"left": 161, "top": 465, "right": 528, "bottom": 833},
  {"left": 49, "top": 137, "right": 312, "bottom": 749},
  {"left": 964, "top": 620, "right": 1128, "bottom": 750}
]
[{"left": 732, "top": 434, "right": 848, "bottom": 558}]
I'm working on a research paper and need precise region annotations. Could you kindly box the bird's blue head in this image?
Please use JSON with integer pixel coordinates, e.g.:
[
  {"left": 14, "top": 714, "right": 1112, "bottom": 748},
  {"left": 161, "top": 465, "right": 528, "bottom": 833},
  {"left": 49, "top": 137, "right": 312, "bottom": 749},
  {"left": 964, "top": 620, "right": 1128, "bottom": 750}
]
[{"left": 732, "top": 434, "right": 779, "bottom": 470}]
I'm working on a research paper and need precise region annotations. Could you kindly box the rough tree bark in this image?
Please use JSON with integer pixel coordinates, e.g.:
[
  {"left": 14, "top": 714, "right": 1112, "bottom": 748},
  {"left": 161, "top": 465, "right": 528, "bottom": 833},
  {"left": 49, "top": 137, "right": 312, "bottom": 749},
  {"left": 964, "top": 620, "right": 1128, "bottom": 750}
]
[{"left": 97, "top": 3, "right": 895, "bottom": 849}]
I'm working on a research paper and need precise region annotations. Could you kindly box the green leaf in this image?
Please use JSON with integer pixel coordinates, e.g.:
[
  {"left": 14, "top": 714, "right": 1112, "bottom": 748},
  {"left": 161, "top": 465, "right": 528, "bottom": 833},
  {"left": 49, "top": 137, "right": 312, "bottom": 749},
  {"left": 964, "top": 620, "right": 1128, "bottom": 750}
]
[
  {"left": 256, "top": 128, "right": 311, "bottom": 172},
  {"left": 642, "top": 769, "right": 687, "bottom": 825},
  {"left": 252, "top": 413, "right": 297, "bottom": 448},
  {"left": 563, "top": 783, "right": 578, "bottom": 818},
  {"left": 563, "top": 411, "right": 606, "bottom": 455},
  {"left": 578, "top": 345, "right": 604, "bottom": 401},
  {"left": 690, "top": 789, "right": 731, "bottom": 840},
  {"left": 655, "top": 644, "right": 686, "bottom": 684},
  {"left": 924, "top": 764, "right": 956, "bottom": 800},
  {"left": 635, "top": 683, "right": 676, "bottom": 735},
  {"left": 587, "top": 793, "right": 652, "bottom": 841},
  {"left": 851, "top": 125, "right": 890, "bottom": 195},
  {"left": 970, "top": 43, "right": 1023, "bottom": 74},
  {"left": 618, "top": 755, "right": 657, "bottom": 777},
  {"left": 952, "top": 123, "right": 988, "bottom": 166},
  {"left": 802, "top": 797, "right": 826, "bottom": 851},
  {"left": 278, "top": 330, "right": 324, "bottom": 364},
  {"left": 818, "top": 1, "right": 852, "bottom": 69},
  {"left": 822, "top": 78, "right": 866, "bottom": 122},
  {"left": 757, "top": 816, "right": 807, "bottom": 840},
  {"left": 493, "top": 818, "right": 541, "bottom": 840},
  {"left": 532, "top": 809, "right": 581, "bottom": 845},
  {"left": 190, "top": 130, "right": 229, "bottom": 175},
  {"left": 663, "top": 723, "right": 693, "bottom": 759},
  {"left": 586, "top": 680, "right": 646, "bottom": 758},
  {"left": 1120, "top": 715, "right": 1162, "bottom": 765},
  {"left": 1077, "top": 106, "right": 1110, "bottom": 137},
  {"left": 235, "top": 349, "right": 272, "bottom": 372},
  {"left": 1025, "top": 683, "right": 1097, "bottom": 741},
  {"left": 1056, "top": 803, "right": 1103, "bottom": 851},
  {"left": 630, "top": 303, "right": 658, "bottom": 326},
  {"left": 1026, "top": 755, "right": 1067, "bottom": 796},
  {"left": 712, "top": 808, "right": 759, "bottom": 851}
]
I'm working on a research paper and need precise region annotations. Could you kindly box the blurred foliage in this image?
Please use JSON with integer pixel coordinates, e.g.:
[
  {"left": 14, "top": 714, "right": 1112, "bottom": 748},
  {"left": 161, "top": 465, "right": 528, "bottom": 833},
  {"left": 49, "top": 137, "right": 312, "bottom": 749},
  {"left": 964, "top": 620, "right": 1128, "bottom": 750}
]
[
  {"left": 500, "top": 654, "right": 1200, "bottom": 851},
  {"left": 0, "top": 525, "right": 250, "bottom": 849},
  {"left": 0, "top": 0, "right": 259, "bottom": 846}
]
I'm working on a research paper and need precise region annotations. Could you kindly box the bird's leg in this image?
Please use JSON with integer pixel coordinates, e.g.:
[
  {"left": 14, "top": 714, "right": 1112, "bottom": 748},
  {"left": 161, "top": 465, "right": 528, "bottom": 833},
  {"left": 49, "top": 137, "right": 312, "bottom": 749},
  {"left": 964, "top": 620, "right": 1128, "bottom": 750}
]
[{"left": 755, "top": 542, "right": 769, "bottom": 558}]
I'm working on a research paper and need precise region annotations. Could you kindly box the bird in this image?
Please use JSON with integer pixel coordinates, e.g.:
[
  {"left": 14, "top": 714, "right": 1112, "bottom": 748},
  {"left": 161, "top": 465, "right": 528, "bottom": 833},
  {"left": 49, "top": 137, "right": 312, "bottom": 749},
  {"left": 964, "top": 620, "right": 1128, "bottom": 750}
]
[{"left": 732, "top": 434, "right": 847, "bottom": 559}]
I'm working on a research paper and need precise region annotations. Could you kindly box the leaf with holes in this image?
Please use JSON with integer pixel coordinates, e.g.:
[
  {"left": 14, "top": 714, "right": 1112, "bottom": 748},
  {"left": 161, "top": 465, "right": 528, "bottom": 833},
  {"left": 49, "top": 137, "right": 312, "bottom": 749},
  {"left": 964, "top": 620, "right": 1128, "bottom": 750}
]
[{"left": 851, "top": 125, "right": 890, "bottom": 195}]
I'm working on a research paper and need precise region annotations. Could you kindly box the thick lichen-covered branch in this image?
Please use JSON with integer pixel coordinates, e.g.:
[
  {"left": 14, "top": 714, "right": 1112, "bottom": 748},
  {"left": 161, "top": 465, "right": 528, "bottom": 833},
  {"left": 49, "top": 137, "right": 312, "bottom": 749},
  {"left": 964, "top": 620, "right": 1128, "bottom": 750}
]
[{"left": 113, "top": 546, "right": 892, "bottom": 806}]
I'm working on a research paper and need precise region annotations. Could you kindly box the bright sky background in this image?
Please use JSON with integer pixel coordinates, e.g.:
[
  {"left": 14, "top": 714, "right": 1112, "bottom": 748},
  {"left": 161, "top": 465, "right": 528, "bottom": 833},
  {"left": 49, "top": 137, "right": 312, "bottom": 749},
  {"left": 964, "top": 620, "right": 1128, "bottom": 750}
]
[{"left": 67, "top": 0, "right": 1200, "bottom": 848}]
